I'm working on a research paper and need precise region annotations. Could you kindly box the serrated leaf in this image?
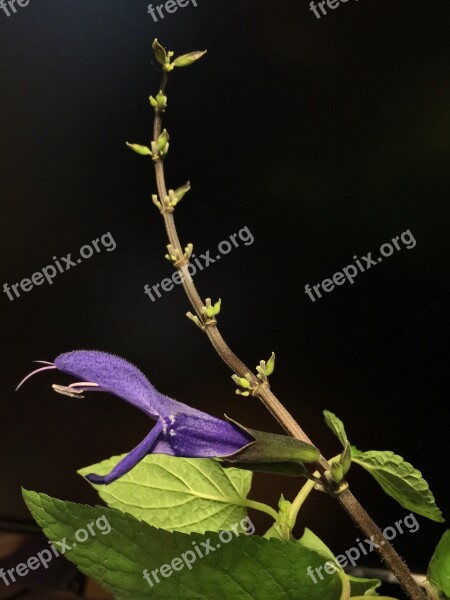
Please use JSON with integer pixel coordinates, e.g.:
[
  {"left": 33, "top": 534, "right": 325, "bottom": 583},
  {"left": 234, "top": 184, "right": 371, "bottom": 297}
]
[
  {"left": 427, "top": 530, "right": 450, "bottom": 597},
  {"left": 79, "top": 455, "right": 253, "bottom": 534},
  {"left": 23, "top": 490, "right": 345, "bottom": 600},
  {"left": 351, "top": 448, "right": 444, "bottom": 523},
  {"left": 324, "top": 411, "right": 348, "bottom": 447}
]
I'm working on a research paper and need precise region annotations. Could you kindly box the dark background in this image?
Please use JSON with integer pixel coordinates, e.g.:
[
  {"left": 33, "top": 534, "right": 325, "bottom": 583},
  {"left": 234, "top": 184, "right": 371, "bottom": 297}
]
[{"left": 0, "top": 0, "right": 448, "bottom": 595}]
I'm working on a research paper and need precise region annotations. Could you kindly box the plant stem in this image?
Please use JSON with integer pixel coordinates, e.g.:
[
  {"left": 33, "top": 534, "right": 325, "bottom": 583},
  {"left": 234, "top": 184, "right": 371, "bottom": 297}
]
[
  {"left": 289, "top": 479, "right": 316, "bottom": 526},
  {"left": 245, "top": 499, "right": 280, "bottom": 522},
  {"left": 149, "top": 72, "right": 427, "bottom": 600}
]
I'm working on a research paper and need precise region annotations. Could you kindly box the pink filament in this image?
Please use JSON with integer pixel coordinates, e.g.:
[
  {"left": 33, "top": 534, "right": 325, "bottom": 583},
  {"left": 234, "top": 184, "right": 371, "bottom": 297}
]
[
  {"left": 68, "top": 382, "right": 99, "bottom": 389},
  {"left": 15, "top": 364, "right": 57, "bottom": 391}
]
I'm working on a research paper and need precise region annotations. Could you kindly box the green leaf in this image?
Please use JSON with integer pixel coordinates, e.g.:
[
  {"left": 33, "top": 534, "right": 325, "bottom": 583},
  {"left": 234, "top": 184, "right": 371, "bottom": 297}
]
[
  {"left": 428, "top": 530, "right": 450, "bottom": 598},
  {"left": 224, "top": 461, "right": 309, "bottom": 478},
  {"left": 324, "top": 411, "right": 348, "bottom": 447},
  {"left": 350, "top": 597, "right": 398, "bottom": 600},
  {"left": 172, "top": 50, "right": 207, "bottom": 68},
  {"left": 299, "top": 528, "right": 336, "bottom": 563},
  {"left": 351, "top": 448, "right": 444, "bottom": 523},
  {"left": 23, "top": 490, "right": 345, "bottom": 600},
  {"left": 347, "top": 574, "right": 381, "bottom": 596},
  {"left": 298, "top": 531, "right": 389, "bottom": 598},
  {"left": 298, "top": 529, "right": 350, "bottom": 599},
  {"left": 262, "top": 496, "right": 293, "bottom": 541},
  {"left": 79, "top": 455, "right": 253, "bottom": 534}
]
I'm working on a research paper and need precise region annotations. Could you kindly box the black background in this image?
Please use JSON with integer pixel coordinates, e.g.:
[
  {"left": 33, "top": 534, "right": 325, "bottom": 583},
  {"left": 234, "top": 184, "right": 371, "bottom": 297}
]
[{"left": 0, "top": 0, "right": 448, "bottom": 595}]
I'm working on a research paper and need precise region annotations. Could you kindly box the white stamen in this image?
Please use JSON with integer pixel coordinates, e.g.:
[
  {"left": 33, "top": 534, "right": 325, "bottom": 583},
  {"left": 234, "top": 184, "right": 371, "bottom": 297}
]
[{"left": 52, "top": 384, "right": 85, "bottom": 398}]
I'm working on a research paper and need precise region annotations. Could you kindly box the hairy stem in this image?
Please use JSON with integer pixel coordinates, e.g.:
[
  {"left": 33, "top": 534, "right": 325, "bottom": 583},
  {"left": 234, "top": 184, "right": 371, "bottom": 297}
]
[{"left": 149, "top": 71, "right": 426, "bottom": 600}]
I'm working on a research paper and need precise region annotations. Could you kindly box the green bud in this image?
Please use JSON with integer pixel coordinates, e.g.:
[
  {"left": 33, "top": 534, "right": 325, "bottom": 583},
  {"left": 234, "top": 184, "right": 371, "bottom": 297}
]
[
  {"left": 150, "top": 91, "right": 168, "bottom": 112},
  {"left": 265, "top": 352, "right": 276, "bottom": 376},
  {"left": 157, "top": 90, "right": 167, "bottom": 110},
  {"left": 278, "top": 495, "right": 292, "bottom": 519},
  {"left": 223, "top": 417, "right": 321, "bottom": 466},
  {"left": 126, "top": 142, "right": 152, "bottom": 156},
  {"left": 173, "top": 181, "right": 191, "bottom": 205},
  {"left": 157, "top": 129, "right": 170, "bottom": 153},
  {"left": 152, "top": 39, "right": 167, "bottom": 66},
  {"left": 330, "top": 462, "right": 344, "bottom": 484},
  {"left": 213, "top": 299, "right": 221, "bottom": 315},
  {"left": 172, "top": 50, "right": 207, "bottom": 68},
  {"left": 232, "top": 374, "right": 251, "bottom": 389},
  {"left": 340, "top": 442, "right": 352, "bottom": 476}
]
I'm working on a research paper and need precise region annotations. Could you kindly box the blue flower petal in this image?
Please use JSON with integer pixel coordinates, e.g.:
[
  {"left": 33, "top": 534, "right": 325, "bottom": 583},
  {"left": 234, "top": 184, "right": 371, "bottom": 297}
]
[
  {"left": 54, "top": 351, "right": 176, "bottom": 418},
  {"left": 86, "top": 420, "right": 165, "bottom": 484},
  {"left": 167, "top": 413, "right": 252, "bottom": 457}
]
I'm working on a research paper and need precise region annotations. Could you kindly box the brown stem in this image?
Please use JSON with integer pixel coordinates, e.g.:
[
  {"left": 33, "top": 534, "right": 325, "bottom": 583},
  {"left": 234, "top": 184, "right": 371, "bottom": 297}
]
[
  {"left": 149, "top": 71, "right": 427, "bottom": 600},
  {"left": 338, "top": 488, "right": 427, "bottom": 600}
]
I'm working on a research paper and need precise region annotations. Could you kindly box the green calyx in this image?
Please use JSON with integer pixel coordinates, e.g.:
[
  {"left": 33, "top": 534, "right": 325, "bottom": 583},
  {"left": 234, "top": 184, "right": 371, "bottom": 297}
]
[
  {"left": 152, "top": 39, "right": 207, "bottom": 72},
  {"left": 126, "top": 129, "right": 170, "bottom": 161},
  {"left": 221, "top": 417, "right": 320, "bottom": 473},
  {"left": 149, "top": 90, "right": 168, "bottom": 112},
  {"left": 202, "top": 298, "right": 221, "bottom": 319}
]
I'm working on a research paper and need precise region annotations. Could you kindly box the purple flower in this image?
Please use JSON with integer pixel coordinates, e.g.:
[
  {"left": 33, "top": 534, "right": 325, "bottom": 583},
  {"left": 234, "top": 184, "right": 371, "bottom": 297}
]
[{"left": 17, "top": 351, "right": 253, "bottom": 485}]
